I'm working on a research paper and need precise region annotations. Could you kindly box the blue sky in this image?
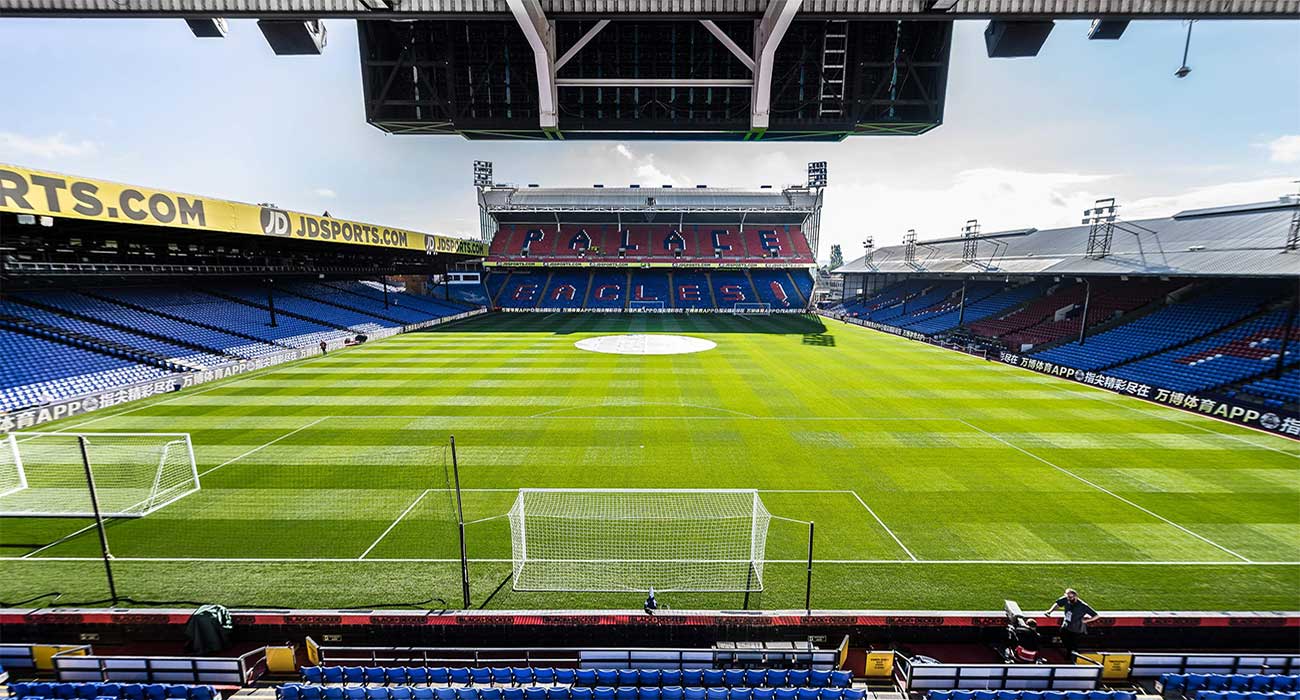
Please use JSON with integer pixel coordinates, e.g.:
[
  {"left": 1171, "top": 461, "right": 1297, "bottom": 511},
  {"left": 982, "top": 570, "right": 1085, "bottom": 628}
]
[{"left": 0, "top": 16, "right": 1296, "bottom": 258}]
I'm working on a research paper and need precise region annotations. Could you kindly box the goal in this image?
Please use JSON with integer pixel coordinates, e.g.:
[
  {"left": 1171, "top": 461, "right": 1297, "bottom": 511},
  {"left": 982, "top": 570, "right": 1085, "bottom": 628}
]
[
  {"left": 734, "top": 303, "right": 772, "bottom": 314},
  {"left": 507, "top": 488, "right": 772, "bottom": 593},
  {"left": 0, "top": 432, "right": 199, "bottom": 518}
]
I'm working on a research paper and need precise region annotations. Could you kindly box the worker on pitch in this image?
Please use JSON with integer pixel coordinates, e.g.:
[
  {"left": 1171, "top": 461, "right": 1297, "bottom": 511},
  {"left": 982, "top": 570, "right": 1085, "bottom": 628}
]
[{"left": 1044, "top": 588, "right": 1100, "bottom": 657}]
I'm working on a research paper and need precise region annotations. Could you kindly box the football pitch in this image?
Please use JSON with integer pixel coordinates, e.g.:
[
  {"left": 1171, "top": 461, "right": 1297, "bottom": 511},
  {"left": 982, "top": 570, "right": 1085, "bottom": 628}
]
[{"left": 1, "top": 312, "right": 1297, "bottom": 612}]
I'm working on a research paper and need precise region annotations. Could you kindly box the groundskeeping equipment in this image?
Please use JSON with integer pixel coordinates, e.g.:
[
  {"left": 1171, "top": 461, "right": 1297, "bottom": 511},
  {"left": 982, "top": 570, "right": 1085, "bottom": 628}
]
[
  {"left": 507, "top": 488, "right": 772, "bottom": 593},
  {"left": 0, "top": 432, "right": 199, "bottom": 517}
]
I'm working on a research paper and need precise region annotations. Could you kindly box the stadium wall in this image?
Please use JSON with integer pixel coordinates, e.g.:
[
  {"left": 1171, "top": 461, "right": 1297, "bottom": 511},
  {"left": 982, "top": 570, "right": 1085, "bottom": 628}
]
[
  {"left": 823, "top": 313, "right": 1300, "bottom": 440},
  {"left": 0, "top": 309, "right": 487, "bottom": 433}
]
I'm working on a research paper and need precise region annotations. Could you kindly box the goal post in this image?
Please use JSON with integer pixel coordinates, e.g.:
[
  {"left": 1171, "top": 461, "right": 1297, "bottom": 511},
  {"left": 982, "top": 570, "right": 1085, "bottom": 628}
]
[
  {"left": 507, "top": 488, "right": 772, "bottom": 593},
  {"left": 0, "top": 432, "right": 199, "bottom": 518}
]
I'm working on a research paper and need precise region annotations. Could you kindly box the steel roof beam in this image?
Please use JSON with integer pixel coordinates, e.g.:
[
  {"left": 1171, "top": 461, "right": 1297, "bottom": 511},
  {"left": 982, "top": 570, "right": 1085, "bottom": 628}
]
[
  {"left": 507, "top": 0, "right": 559, "bottom": 130},
  {"left": 751, "top": 0, "right": 802, "bottom": 131}
]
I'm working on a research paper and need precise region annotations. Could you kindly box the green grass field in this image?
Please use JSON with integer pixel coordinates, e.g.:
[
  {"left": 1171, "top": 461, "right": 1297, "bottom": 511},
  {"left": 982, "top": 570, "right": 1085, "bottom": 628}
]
[{"left": 2, "top": 312, "right": 1297, "bottom": 612}]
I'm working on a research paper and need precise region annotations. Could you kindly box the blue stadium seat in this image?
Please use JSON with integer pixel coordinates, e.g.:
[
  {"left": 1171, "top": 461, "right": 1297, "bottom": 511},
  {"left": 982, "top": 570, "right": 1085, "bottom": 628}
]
[
  {"left": 638, "top": 688, "right": 660, "bottom": 700},
  {"left": 1020, "top": 692, "right": 1043, "bottom": 700},
  {"left": 1063, "top": 692, "right": 1088, "bottom": 700},
  {"left": 493, "top": 670, "right": 515, "bottom": 687},
  {"left": 1208, "top": 676, "right": 1233, "bottom": 692},
  {"left": 949, "top": 691, "right": 974, "bottom": 700},
  {"left": 326, "top": 688, "right": 347, "bottom": 700},
  {"left": 555, "top": 671, "right": 577, "bottom": 686},
  {"left": 525, "top": 689, "right": 548, "bottom": 700},
  {"left": 639, "top": 671, "right": 661, "bottom": 687},
  {"left": 706, "top": 689, "right": 729, "bottom": 700},
  {"left": 1228, "top": 678, "right": 1252, "bottom": 692},
  {"left": 703, "top": 672, "right": 726, "bottom": 689},
  {"left": 819, "top": 689, "right": 842, "bottom": 700},
  {"left": 570, "top": 689, "right": 593, "bottom": 700},
  {"left": 684, "top": 689, "right": 707, "bottom": 700},
  {"left": 341, "top": 689, "right": 365, "bottom": 700},
  {"left": 390, "top": 688, "right": 413, "bottom": 700},
  {"left": 413, "top": 690, "right": 435, "bottom": 700},
  {"left": 681, "top": 672, "right": 704, "bottom": 688},
  {"left": 433, "top": 690, "right": 455, "bottom": 700},
  {"left": 1110, "top": 693, "right": 1134, "bottom": 700},
  {"left": 533, "top": 669, "right": 556, "bottom": 686},
  {"left": 514, "top": 669, "right": 536, "bottom": 687},
  {"left": 575, "top": 672, "right": 598, "bottom": 688},
  {"left": 597, "top": 672, "right": 619, "bottom": 688},
  {"left": 841, "top": 692, "right": 864, "bottom": 700},
  {"left": 593, "top": 688, "right": 616, "bottom": 700},
  {"left": 76, "top": 684, "right": 101, "bottom": 700},
  {"left": 302, "top": 669, "right": 325, "bottom": 684},
  {"left": 927, "top": 694, "right": 951, "bottom": 700},
  {"left": 480, "top": 689, "right": 503, "bottom": 700},
  {"left": 388, "top": 670, "right": 410, "bottom": 686},
  {"left": 828, "top": 673, "right": 851, "bottom": 690},
  {"left": 407, "top": 669, "right": 430, "bottom": 686},
  {"left": 660, "top": 672, "right": 682, "bottom": 687},
  {"left": 345, "top": 669, "right": 367, "bottom": 686},
  {"left": 366, "top": 689, "right": 390, "bottom": 700},
  {"left": 764, "top": 672, "right": 788, "bottom": 689},
  {"left": 1087, "top": 691, "right": 1111, "bottom": 700},
  {"left": 661, "top": 689, "right": 684, "bottom": 700},
  {"left": 454, "top": 690, "right": 477, "bottom": 700},
  {"left": 750, "top": 690, "right": 773, "bottom": 700},
  {"left": 547, "top": 690, "right": 572, "bottom": 700},
  {"left": 730, "top": 689, "right": 753, "bottom": 700},
  {"left": 786, "top": 672, "right": 810, "bottom": 688},
  {"left": 471, "top": 670, "right": 493, "bottom": 686},
  {"left": 743, "top": 672, "right": 765, "bottom": 689},
  {"left": 281, "top": 687, "right": 303, "bottom": 700},
  {"left": 144, "top": 685, "right": 168, "bottom": 700},
  {"left": 501, "top": 689, "right": 523, "bottom": 700},
  {"left": 1161, "top": 676, "right": 1187, "bottom": 694},
  {"left": 1187, "top": 676, "right": 1213, "bottom": 693},
  {"left": 724, "top": 671, "right": 745, "bottom": 689},
  {"left": 974, "top": 691, "right": 997, "bottom": 700},
  {"left": 302, "top": 687, "right": 324, "bottom": 700},
  {"left": 365, "top": 670, "right": 389, "bottom": 687},
  {"left": 618, "top": 672, "right": 639, "bottom": 688},
  {"left": 771, "top": 691, "right": 796, "bottom": 700},
  {"left": 323, "top": 669, "right": 346, "bottom": 685},
  {"left": 1275, "top": 678, "right": 1299, "bottom": 692},
  {"left": 428, "top": 669, "right": 450, "bottom": 686},
  {"left": 796, "top": 689, "right": 820, "bottom": 700},
  {"left": 808, "top": 672, "right": 831, "bottom": 689},
  {"left": 1249, "top": 678, "right": 1275, "bottom": 692}
]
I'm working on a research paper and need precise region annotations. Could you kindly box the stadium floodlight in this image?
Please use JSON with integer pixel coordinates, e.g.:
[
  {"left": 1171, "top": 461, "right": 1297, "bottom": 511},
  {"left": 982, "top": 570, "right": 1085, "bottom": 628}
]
[
  {"left": 807, "top": 161, "right": 828, "bottom": 188},
  {"left": 473, "top": 160, "right": 494, "bottom": 188},
  {"left": 507, "top": 488, "right": 772, "bottom": 593},
  {"left": 0, "top": 433, "right": 198, "bottom": 518}
]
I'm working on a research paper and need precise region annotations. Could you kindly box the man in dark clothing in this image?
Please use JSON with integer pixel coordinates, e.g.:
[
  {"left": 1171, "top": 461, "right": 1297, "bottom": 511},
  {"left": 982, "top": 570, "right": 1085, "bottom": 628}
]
[
  {"left": 319, "top": 340, "right": 328, "bottom": 355},
  {"left": 1045, "top": 588, "right": 1099, "bottom": 657}
]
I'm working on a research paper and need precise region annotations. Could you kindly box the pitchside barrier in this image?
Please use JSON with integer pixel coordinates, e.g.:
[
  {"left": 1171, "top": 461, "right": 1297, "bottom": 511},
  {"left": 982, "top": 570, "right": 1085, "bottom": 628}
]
[
  {"left": 821, "top": 312, "right": 1300, "bottom": 440},
  {"left": 52, "top": 646, "right": 267, "bottom": 684},
  {"left": 500, "top": 308, "right": 809, "bottom": 314},
  {"left": 1127, "top": 653, "right": 1300, "bottom": 678},
  {"left": 312, "top": 642, "right": 842, "bottom": 670},
  {"left": 893, "top": 652, "right": 1102, "bottom": 691},
  {"left": 0, "top": 308, "right": 487, "bottom": 433}
]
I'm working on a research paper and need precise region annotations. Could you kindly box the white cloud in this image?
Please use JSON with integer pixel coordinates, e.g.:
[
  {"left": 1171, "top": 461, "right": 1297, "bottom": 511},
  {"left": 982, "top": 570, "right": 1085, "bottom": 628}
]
[
  {"left": 608, "top": 143, "right": 684, "bottom": 186},
  {"left": 314, "top": 187, "right": 338, "bottom": 198},
  {"left": 1122, "top": 177, "right": 1296, "bottom": 219},
  {"left": 0, "top": 131, "right": 98, "bottom": 160},
  {"left": 1265, "top": 134, "right": 1300, "bottom": 163}
]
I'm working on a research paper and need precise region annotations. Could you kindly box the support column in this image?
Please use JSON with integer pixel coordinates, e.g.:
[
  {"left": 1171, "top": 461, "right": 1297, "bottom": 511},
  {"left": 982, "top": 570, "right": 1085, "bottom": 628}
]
[
  {"left": 1077, "top": 278, "right": 1092, "bottom": 345},
  {"left": 957, "top": 279, "right": 968, "bottom": 326},
  {"left": 267, "top": 279, "right": 278, "bottom": 327},
  {"left": 751, "top": 0, "right": 802, "bottom": 132},
  {"left": 1276, "top": 279, "right": 1298, "bottom": 379},
  {"left": 507, "top": 0, "right": 558, "bottom": 131}
]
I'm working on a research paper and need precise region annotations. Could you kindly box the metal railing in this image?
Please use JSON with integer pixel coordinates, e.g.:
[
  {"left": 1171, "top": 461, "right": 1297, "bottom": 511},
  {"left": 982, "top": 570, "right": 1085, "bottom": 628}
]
[
  {"left": 893, "top": 652, "right": 1102, "bottom": 691},
  {"left": 315, "top": 643, "right": 840, "bottom": 671},
  {"left": 1128, "top": 652, "right": 1300, "bottom": 678},
  {"left": 53, "top": 646, "right": 267, "bottom": 685}
]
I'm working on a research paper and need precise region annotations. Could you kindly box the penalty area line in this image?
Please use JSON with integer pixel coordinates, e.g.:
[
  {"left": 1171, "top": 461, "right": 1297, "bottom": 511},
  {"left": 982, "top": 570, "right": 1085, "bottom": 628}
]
[
  {"left": 958, "top": 418, "right": 1253, "bottom": 563},
  {"left": 4, "top": 556, "right": 1296, "bottom": 565},
  {"left": 358, "top": 489, "right": 432, "bottom": 560}
]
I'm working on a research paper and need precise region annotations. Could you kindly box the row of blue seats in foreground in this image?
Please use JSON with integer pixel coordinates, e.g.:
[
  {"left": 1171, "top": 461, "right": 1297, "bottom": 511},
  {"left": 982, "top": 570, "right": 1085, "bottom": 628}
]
[
  {"left": 927, "top": 691, "right": 1133, "bottom": 700},
  {"left": 1193, "top": 692, "right": 1300, "bottom": 700},
  {"left": 8, "top": 683, "right": 219, "bottom": 700},
  {"left": 1159, "top": 676, "right": 1299, "bottom": 694},
  {"left": 279, "top": 686, "right": 864, "bottom": 700},
  {"left": 300, "top": 669, "right": 852, "bottom": 689}
]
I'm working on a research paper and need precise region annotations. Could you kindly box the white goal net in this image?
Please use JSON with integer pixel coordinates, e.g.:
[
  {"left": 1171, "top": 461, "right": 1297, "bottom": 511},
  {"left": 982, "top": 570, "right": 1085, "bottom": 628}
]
[
  {"left": 0, "top": 432, "right": 199, "bottom": 518},
  {"left": 507, "top": 488, "right": 772, "bottom": 593}
]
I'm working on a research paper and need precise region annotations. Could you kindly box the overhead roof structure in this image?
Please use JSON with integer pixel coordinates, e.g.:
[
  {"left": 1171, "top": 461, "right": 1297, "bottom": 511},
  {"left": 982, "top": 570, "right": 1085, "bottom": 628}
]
[{"left": 834, "top": 199, "right": 1300, "bottom": 278}]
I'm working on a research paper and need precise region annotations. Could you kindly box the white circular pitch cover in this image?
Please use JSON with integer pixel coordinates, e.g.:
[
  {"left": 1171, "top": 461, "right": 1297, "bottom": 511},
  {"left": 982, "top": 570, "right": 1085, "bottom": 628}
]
[{"left": 575, "top": 334, "right": 716, "bottom": 355}]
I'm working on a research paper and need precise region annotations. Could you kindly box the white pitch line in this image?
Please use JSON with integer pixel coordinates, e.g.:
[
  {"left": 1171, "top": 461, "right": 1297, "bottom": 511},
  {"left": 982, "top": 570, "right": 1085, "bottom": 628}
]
[
  {"left": 197, "top": 416, "right": 330, "bottom": 478},
  {"left": 959, "top": 418, "right": 1253, "bottom": 563},
  {"left": 20, "top": 522, "right": 100, "bottom": 559},
  {"left": 1075, "top": 390, "right": 1300, "bottom": 458},
  {"left": 359, "top": 489, "right": 432, "bottom": 560},
  {"left": 846, "top": 490, "right": 919, "bottom": 562},
  {"left": 3, "top": 556, "right": 1296, "bottom": 565}
]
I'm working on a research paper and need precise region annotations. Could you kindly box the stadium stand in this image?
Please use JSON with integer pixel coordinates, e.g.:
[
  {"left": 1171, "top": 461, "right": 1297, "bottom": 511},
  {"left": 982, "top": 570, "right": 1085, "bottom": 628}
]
[
  {"left": 293, "top": 667, "right": 854, "bottom": 689},
  {"left": 926, "top": 693, "right": 1137, "bottom": 700},
  {"left": 1158, "top": 675, "right": 1300, "bottom": 694},
  {"left": 8, "top": 683, "right": 220, "bottom": 700},
  {"left": 1241, "top": 368, "right": 1300, "bottom": 407},
  {"left": 0, "top": 330, "right": 173, "bottom": 412}
]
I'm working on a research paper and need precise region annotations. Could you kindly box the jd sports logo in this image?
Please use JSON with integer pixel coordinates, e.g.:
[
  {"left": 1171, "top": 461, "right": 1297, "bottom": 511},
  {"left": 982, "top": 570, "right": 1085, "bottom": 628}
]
[{"left": 260, "top": 207, "right": 291, "bottom": 236}]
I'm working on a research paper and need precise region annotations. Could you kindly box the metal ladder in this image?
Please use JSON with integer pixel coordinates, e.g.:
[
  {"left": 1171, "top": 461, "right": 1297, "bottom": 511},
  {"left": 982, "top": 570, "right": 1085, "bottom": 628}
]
[{"left": 818, "top": 20, "right": 848, "bottom": 117}]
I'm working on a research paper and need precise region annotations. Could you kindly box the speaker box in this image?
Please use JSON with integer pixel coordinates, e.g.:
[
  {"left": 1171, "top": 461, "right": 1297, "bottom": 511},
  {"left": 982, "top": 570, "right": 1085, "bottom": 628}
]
[
  {"left": 984, "top": 20, "right": 1055, "bottom": 58},
  {"left": 257, "top": 19, "right": 328, "bottom": 55}
]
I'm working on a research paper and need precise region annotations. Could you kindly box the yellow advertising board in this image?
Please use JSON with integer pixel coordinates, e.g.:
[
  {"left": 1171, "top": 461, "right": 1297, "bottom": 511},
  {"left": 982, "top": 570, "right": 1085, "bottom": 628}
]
[{"left": 0, "top": 164, "right": 486, "bottom": 257}]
